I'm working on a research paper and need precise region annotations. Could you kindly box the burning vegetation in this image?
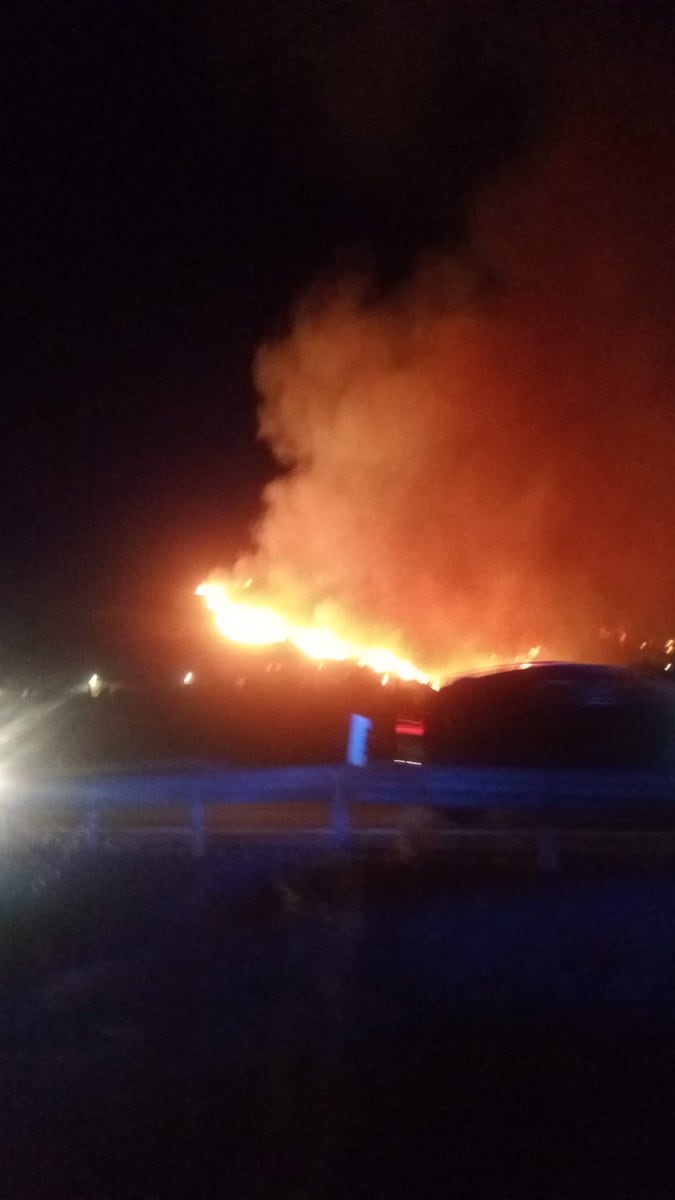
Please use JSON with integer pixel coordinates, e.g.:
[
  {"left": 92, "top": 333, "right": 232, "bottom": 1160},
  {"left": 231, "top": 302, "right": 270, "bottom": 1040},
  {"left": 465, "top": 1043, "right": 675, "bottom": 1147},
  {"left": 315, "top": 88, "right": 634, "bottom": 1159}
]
[{"left": 200, "top": 9, "right": 675, "bottom": 684}]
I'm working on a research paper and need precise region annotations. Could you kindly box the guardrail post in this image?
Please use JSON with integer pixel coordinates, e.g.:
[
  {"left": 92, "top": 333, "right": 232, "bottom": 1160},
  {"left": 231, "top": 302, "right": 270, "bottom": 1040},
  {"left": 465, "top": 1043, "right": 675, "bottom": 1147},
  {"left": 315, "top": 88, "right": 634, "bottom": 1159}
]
[
  {"left": 191, "top": 789, "right": 206, "bottom": 857},
  {"left": 85, "top": 805, "right": 99, "bottom": 849},
  {"left": 0, "top": 797, "right": 15, "bottom": 843},
  {"left": 536, "top": 827, "right": 560, "bottom": 873},
  {"left": 331, "top": 772, "right": 351, "bottom": 848}
]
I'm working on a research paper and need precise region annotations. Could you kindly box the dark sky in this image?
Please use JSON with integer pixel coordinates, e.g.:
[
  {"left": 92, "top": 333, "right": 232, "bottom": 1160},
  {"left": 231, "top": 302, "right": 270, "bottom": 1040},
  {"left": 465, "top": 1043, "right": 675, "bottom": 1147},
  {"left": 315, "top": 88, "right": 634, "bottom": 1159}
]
[{"left": 3, "top": 0, "right": 672, "bottom": 672}]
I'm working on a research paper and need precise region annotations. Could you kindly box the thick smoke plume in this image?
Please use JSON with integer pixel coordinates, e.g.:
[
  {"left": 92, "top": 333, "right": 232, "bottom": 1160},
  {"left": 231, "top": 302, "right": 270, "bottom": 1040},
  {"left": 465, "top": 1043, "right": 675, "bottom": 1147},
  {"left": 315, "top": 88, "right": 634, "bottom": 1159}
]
[{"left": 225, "top": 10, "right": 675, "bottom": 673}]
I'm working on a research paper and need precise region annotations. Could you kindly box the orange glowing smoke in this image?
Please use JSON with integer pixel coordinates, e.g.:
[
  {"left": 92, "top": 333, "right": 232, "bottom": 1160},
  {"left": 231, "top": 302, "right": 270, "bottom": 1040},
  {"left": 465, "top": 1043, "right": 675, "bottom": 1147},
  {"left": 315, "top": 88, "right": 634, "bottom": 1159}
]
[{"left": 201, "top": 12, "right": 675, "bottom": 674}]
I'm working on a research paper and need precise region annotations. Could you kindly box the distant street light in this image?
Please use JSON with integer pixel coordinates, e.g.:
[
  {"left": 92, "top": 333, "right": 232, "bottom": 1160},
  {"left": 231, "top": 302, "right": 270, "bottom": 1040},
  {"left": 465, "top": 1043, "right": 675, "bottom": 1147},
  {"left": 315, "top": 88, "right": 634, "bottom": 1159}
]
[{"left": 88, "top": 673, "right": 103, "bottom": 697}]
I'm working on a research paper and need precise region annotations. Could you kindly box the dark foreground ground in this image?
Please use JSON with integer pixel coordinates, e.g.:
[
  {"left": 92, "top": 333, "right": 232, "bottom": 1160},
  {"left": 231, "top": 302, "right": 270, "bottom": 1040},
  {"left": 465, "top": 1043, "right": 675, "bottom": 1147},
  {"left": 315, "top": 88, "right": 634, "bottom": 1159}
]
[{"left": 2, "top": 842, "right": 675, "bottom": 1199}]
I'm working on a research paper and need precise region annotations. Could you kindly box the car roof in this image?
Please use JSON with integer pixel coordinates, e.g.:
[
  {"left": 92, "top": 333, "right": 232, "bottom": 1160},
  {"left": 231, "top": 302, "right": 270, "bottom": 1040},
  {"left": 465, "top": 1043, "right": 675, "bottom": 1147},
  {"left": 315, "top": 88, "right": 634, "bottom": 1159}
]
[{"left": 439, "top": 661, "right": 633, "bottom": 695}]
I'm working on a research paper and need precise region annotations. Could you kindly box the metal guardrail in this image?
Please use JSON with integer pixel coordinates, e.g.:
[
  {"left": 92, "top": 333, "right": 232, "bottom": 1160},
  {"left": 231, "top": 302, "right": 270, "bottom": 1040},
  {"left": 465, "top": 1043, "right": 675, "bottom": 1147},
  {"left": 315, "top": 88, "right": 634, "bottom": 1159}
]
[{"left": 4, "top": 763, "right": 675, "bottom": 863}]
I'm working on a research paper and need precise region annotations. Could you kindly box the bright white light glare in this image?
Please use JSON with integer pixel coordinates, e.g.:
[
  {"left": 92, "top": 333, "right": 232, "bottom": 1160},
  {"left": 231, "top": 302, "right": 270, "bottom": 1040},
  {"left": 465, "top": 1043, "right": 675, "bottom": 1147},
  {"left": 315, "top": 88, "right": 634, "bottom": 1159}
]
[
  {"left": 88, "top": 673, "right": 103, "bottom": 697},
  {"left": 183, "top": 671, "right": 194, "bottom": 685},
  {"left": 665, "top": 663, "right": 672, "bottom": 672}
]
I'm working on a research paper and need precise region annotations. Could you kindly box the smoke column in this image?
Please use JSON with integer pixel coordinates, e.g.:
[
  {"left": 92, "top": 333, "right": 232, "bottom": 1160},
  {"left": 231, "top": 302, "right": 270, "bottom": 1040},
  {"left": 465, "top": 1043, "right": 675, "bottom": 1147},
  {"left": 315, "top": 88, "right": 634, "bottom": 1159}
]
[{"left": 220, "top": 6, "right": 675, "bottom": 673}]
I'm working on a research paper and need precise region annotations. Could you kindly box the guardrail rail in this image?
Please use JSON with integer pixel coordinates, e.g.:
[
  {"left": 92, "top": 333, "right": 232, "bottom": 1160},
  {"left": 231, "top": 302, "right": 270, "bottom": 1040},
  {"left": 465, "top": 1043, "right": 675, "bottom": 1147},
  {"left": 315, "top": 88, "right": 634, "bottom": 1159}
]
[{"left": 3, "top": 763, "right": 675, "bottom": 868}]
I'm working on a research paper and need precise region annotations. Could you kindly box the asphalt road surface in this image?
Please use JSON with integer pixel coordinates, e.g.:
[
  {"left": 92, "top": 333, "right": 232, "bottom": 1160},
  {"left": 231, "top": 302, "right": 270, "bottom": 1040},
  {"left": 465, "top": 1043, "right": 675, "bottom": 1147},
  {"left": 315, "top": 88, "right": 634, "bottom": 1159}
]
[{"left": 2, "top": 843, "right": 675, "bottom": 1199}]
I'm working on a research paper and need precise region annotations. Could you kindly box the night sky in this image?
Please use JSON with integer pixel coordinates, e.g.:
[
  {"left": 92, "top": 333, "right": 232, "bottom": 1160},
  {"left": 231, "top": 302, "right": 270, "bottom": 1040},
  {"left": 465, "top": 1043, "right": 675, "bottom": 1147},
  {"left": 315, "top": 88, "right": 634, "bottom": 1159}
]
[{"left": 4, "top": 1, "right": 673, "bottom": 675}]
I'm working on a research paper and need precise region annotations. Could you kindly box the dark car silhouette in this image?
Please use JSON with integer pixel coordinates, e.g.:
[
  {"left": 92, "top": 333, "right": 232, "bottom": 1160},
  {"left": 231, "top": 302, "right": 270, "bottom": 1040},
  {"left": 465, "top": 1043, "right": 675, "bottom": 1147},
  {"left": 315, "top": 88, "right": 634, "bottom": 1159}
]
[{"left": 425, "top": 662, "right": 675, "bottom": 769}]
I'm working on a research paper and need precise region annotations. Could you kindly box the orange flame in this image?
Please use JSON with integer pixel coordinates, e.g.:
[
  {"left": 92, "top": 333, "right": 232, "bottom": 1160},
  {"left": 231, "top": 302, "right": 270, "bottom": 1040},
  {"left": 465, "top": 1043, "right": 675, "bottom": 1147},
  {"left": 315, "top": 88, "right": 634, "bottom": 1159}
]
[
  {"left": 196, "top": 579, "right": 434, "bottom": 685},
  {"left": 196, "top": 579, "right": 543, "bottom": 687}
]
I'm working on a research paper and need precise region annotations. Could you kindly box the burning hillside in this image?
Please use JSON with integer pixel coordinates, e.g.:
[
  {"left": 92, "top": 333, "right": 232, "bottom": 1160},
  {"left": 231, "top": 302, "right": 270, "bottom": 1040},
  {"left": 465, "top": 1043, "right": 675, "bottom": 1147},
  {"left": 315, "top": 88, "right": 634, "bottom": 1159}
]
[{"left": 200, "top": 8, "right": 675, "bottom": 682}]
